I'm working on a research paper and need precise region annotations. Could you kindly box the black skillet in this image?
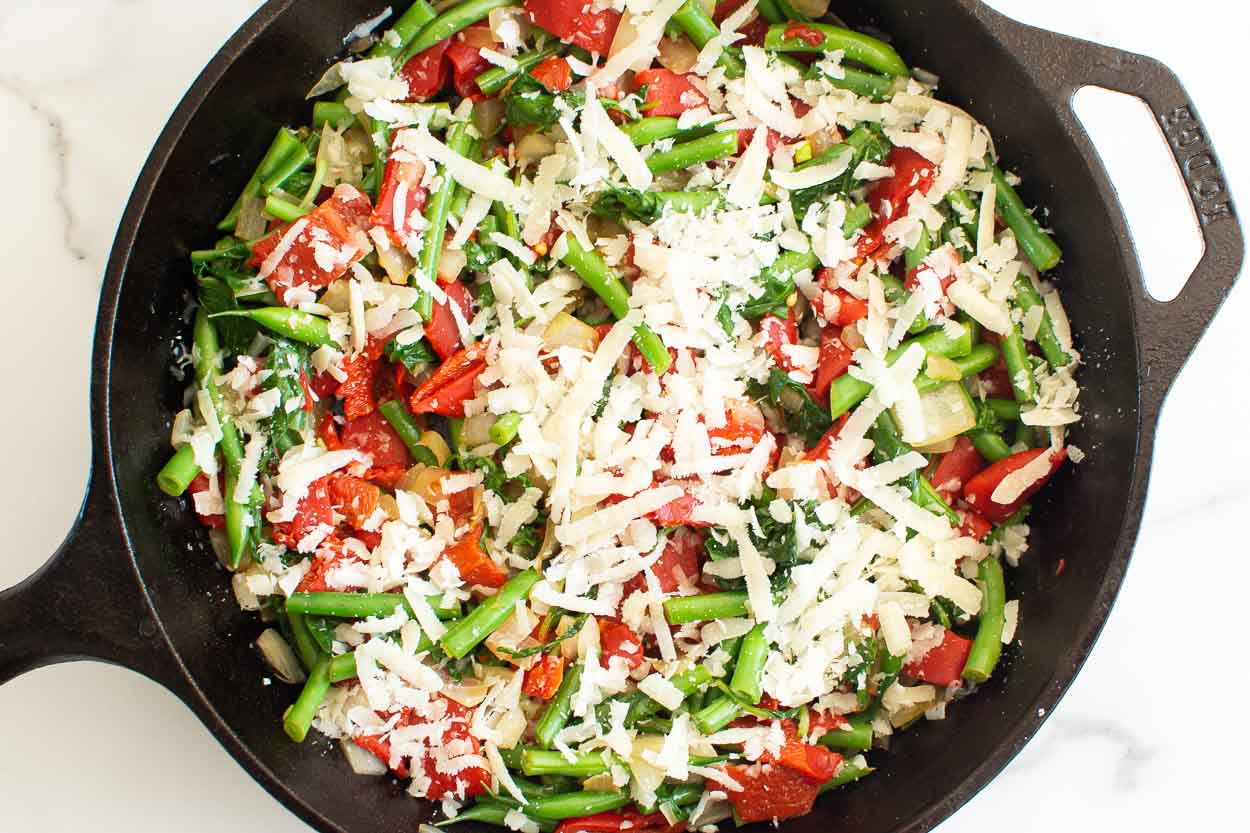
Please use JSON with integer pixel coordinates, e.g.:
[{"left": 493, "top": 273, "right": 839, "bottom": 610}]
[{"left": 0, "top": 1, "right": 1242, "bottom": 831}]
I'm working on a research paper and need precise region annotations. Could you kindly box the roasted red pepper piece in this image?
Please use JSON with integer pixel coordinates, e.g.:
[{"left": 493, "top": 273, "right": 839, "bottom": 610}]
[
  {"left": 426, "top": 281, "right": 475, "bottom": 360},
  {"left": 371, "top": 134, "right": 429, "bottom": 247},
  {"left": 713, "top": 0, "right": 769, "bottom": 46},
  {"left": 439, "top": 523, "right": 508, "bottom": 588},
  {"left": 249, "top": 185, "right": 373, "bottom": 304},
  {"left": 928, "top": 436, "right": 985, "bottom": 500},
  {"left": 409, "top": 341, "right": 489, "bottom": 418},
  {"left": 523, "top": 0, "right": 621, "bottom": 54},
  {"left": 337, "top": 353, "right": 379, "bottom": 420},
  {"left": 808, "top": 326, "right": 854, "bottom": 399},
  {"left": 531, "top": 56, "right": 573, "bottom": 93},
  {"left": 337, "top": 410, "right": 414, "bottom": 470},
  {"left": 722, "top": 763, "right": 823, "bottom": 823},
  {"left": 445, "top": 37, "right": 492, "bottom": 98},
  {"left": 903, "top": 628, "right": 972, "bottom": 686},
  {"left": 399, "top": 40, "right": 450, "bottom": 101},
  {"left": 294, "top": 536, "right": 352, "bottom": 593},
  {"left": 764, "top": 720, "right": 843, "bottom": 783},
  {"left": 598, "top": 619, "right": 645, "bottom": 669},
  {"left": 759, "top": 311, "right": 799, "bottom": 372},
  {"left": 962, "top": 447, "right": 1067, "bottom": 523},
  {"left": 624, "top": 528, "right": 703, "bottom": 595},
  {"left": 646, "top": 482, "right": 713, "bottom": 529},
  {"left": 783, "top": 23, "right": 826, "bottom": 47},
  {"left": 328, "top": 473, "right": 380, "bottom": 529},
  {"left": 187, "top": 472, "right": 225, "bottom": 528},
  {"left": 868, "top": 146, "right": 937, "bottom": 224},
  {"left": 522, "top": 653, "right": 566, "bottom": 700},
  {"left": 273, "top": 476, "right": 336, "bottom": 551},
  {"left": 354, "top": 699, "right": 491, "bottom": 798},
  {"left": 634, "top": 68, "right": 708, "bottom": 117},
  {"left": 555, "top": 811, "right": 682, "bottom": 833},
  {"left": 956, "top": 507, "right": 993, "bottom": 542}
]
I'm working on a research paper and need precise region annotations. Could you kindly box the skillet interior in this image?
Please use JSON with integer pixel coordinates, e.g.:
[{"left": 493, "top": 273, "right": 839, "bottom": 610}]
[{"left": 107, "top": 1, "right": 1142, "bottom": 830}]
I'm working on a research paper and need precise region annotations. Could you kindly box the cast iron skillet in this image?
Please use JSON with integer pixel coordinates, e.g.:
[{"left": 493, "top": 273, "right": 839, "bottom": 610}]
[{"left": 0, "top": 1, "right": 1242, "bottom": 831}]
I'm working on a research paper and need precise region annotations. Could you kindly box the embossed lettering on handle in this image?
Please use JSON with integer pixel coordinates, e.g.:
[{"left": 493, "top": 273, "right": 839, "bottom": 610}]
[{"left": 1160, "top": 106, "right": 1235, "bottom": 226}]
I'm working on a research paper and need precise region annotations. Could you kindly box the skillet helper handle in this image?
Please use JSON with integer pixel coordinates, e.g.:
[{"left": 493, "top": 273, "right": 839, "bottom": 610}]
[
  {"left": 0, "top": 472, "right": 185, "bottom": 691},
  {"left": 984, "top": 9, "right": 1244, "bottom": 411}
]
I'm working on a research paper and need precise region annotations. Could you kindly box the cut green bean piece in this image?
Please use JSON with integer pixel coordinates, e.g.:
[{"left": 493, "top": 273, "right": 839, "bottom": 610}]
[
  {"left": 1012, "top": 273, "right": 1072, "bottom": 367},
  {"left": 156, "top": 444, "right": 200, "bottom": 497},
  {"left": 963, "top": 557, "right": 1006, "bottom": 683},
  {"left": 645, "top": 131, "right": 738, "bottom": 174},
  {"left": 285, "top": 591, "right": 457, "bottom": 620},
  {"left": 559, "top": 235, "right": 671, "bottom": 374},
  {"left": 993, "top": 166, "right": 1062, "bottom": 272},
  {"left": 535, "top": 665, "right": 582, "bottom": 749},
  {"left": 490, "top": 412, "right": 523, "bottom": 445},
  {"left": 664, "top": 591, "right": 750, "bottom": 624},
  {"left": 817, "top": 714, "right": 873, "bottom": 752},
  {"left": 520, "top": 748, "right": 612, "bottom": 778},
  {"left": 286, "top": 610, "right": 321, "bottom": 673},
  {"left": 378, "top": 399, "right": 437, "bottom": 465},
  {"left": 527, "top": 791, "right": 630, "bottom": 821},
  {"left": 328, "top": 651, "right": 358, "bottom": 683},
  {"left": 312, "top": 101, "right": 355, "bottom": 131},
  {"left": 818, "top": 758, "right": 875, "bottom": 793},
  {"left": 729, "top": 623, "right": 769, "bottom": 704},
  {"left": 812, "top": 64, "right": 896, "bottom": 101},
  {"left": 441, "top": 569, "right": 540, "bottom": 658},
  {"left": 437, "top": 803, "right": 555, "bottom": 832},
  {"left": 369, "top": 0, "right": 437, "bottom": 62},
  {"left": 416, "top": 120, "right": 473, "bottom": 319},
  {"left": 396, "top": 0, "right": 512, "bottom": 67},
  {"left": 210, "top": 308, "right": 335, "bottom": 348},
  {"left": 968, "top": 430, "right": 1012, "bottom": 463},
  {"left": 1001, "top": 323, "right": 1038, "bottom": 403},
  {"left": 913, "top": 344, "right": 999, "bottom": 396},
  {"left": 672, "top": 1, "right": 745, "bottom": 77},
  {"left": 764, "top": 23, "right": 909, "bottom": 77},
  {"left": 218, "top": 128, "right": 305, "bottom": 231},
  {"left": 693, "top": 695, "right": 743, "bottom": 734},
  {"left": 283, "top": 654, "right": 330, "bottom": 742}
]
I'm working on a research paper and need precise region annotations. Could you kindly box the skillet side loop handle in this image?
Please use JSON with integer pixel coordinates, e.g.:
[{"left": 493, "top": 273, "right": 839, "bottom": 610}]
[
  {"left": 0, "top": 471, "right": 186, "bottom": 692},
  {"left": 987, "top": 11, "right": 1246, "bottom": 412}
]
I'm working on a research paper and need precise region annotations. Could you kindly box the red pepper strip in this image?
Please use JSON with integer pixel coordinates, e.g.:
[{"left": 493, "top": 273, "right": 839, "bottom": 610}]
[
  {"left": 928, "top": 436, "right": 985, "bottom": 499},
  {"left": 410, "top": 363, "right": 487, "bottom": 418},
  {"left": 522, "top": 653, "right": 566, "bottom": 700},
  {"left": 902, "top": 628, "right": 972, "bottom": 687},
  {"left": 962, "top": 447, "right": 1067, "bottom": 523}
]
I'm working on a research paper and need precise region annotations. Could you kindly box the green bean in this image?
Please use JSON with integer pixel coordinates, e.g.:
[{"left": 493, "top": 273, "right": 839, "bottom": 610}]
[
  {"left": 828, "top": 321, "right": 977, "bottom": 419},
  {"left": 818, "top": 758, "right": 875, "bottom": 793},
  {"left": 369, "top": 0, "right": 437, "bottom": 62},
  {"left": 963, "top": 557, "right": 1006, "bottom": 683},
  {"left": 535, "top": 665, "right": 582, "bottom": 749},
  {"left": 620, "top": 117, "right": 682, "bottom": 147},
  {"left": 441, "top": 569, "right": 540, "bottom": 658},
  {"left": 438, "top": 803, "right": 555, "bottom": 832},
  {"left": 312, "top": 101, "right": 355, "bottom": 131},
  {"left": 992, "top": 166, "right": 1062, "bottom": 272},
  {"left": 490, "top": 412, "right": 523, "bottom": 445},
  {"left": 1001, "top": 322, "right": 1038, "bottom": 403},
  {"left": 264, "top": 193, "right": 311, "bottom": 222},
  {"left": 283, "top": 654, "right": 330, "bottom": 742},
  {"left": 813, "top": 65, "right": 896, "bottom": 101},
  {"left": 210, "top": 308, "right": 335, "bottom": 348},
  {"left": 842, "top": 201, "right": 874, "bottom": 238},
  {"left": 968, "top": 430, "right": 1012, "bottom": 463},
  {"left": 190, "top": 241, "right": 251, "bottom": 264},
  {"left": 817, "top": 713, "right": 874, "bottom": 752},
  {"left": 476, "top": 44, "right": 561, "bottom": 95},
  {"left": 986, "top": 398, "right": 1021, "bottom": 422},
  {"left": 625, "top": 665, "right": 714, "bottom": 726},
  {"left": 218, "top": 128, "right": 306, "bottom": 231},
  {"left": 645, "top": 130, "right": 738, "bottom": 174},
  {"left": 763, "top": 23, "right": 909, "bottom": 78},
  {"left": 328, "top": 651, "right": 358, "bottom": 683},
  {"left": 359, "top": 115, "right": 390, "bottom": 202},
  {"left": 693, "top": 695, "right": 743, "bottom": 734},
  {"left": 156, "top": 444, "right": 200, "bottom": 497},
  {"left": 286, "top": 611, "right": 322, "bottom": 673},
  {"left": 879, "top": 275, "right": 928, "bottom": 335},
  {"left": 261, "top": 141, "right": 311, "bottom": 195},
  {"left": 652, "top": 191, "right": 723, "bottom": 215},
  {"left": 755, "top": 0, "right": 785, "bottom": 23},
  {"left": 944, "top": 189, "right": 979, "bottom": 255},
  {"left": 520, "top": 749, "right": 612, "bottom": 778},
  {"left": 1012, "top": 274, "right": 1071, "bottom": 367},
  {"left": 671, "top": 1, "right": 745, "bottom": 78},
  {"left": 663, "top": 591, "right": 750, "bottom": 625},
  {"left": 396, "top": 0, "right": 512, "bottom": 67},
  {"left": 729, "top": 623, "right": 769, "bottom": 704},
  {"left": 286, "top": 591, "right": 457, "bottom": 620},
  {"left": 527, "top": 792, "right": 630, "bottom": 821},
  {"left": 558, "top": 235, "right": 671, "bottom": 374},
  {"left": 416, "top": 119, "right": 473, "bottom": 319},
  {"left": 377, "top": 399, "right": 438, "bottom": 465},
  {"left": 912, "top": 344, "right": 999, "bottom": 396}
]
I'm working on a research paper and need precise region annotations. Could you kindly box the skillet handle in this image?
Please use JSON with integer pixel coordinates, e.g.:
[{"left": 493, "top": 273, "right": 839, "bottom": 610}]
[
  {"left": 981, "top": 7, "right": 1244, "bottom": 412},
  {"left": 0, "top": 470, "right": 187, "bottom": 692}
]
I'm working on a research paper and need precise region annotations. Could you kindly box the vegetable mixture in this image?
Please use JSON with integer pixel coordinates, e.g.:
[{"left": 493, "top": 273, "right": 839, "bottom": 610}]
[{"left": 159, "top": 0, "right": 1084, "bottom": 828}]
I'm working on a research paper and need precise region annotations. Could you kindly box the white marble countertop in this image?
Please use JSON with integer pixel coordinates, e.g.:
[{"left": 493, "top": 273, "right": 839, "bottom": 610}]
[{"left": 0, "top": 1, "right": 1245, "bottom": 830}]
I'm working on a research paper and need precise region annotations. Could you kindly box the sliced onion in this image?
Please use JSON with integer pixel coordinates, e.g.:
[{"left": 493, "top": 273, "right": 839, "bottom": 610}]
[
  {"left": 657, "top": 36, "right": 700, "bottom": 74},
  {"left": 255, "top": 628, "right": 306, "bottom": 684},
  {"left": 232, "top": 572, "right": 261, "bottom": 611},
  {"left": 473, "top": 96, "right": 505, "bottom": 138},
  {"left": 461, "top": 413, "right": 496, "bottom": 447},
  {"left": 321, "top": 123, "right": 365, "bottom": 188},
  {"left": 400, "top": 463, "right": 448, "bottom": 501},
  {"left": 924, "top": 354, "right": 963, "bottom": 381},
  {"left": 495, "top": 709, "right": 528, "bottom": 749},
  {"left": 443, "top": 679, "right": 492, "bottom": 707},
  {"left": 543, "top": 311, "right": 601, "bottom": 352},
  {"left": 419, "top": 430, "right": 452, "bottom": 467},
  {"left": 582, "top": 772, "right": 616, "bottom": 793},
  {"left": 341, "top": 738, "right": 389, "bottom": 776},
  {"left": 437, "top": 243, "right": 467, "bottom": 282},
  {"left": 459, "top": 25, "right": 496, "bottom": 49},
  {"left": 319, "top": 278, "right": 352, "bottom": 312},
  {"left": 689, "top": 797, "right": 732, "bottom": 828},
  {"left": 893, "top": 381, "right": 977, "bottom": 448},
  {"left": 609, "top": 12, "right": 643, "bottom": 65},
  {"left": 235, "top": 194, "right": 268, "bottom": 240},
  {"left": 515, "top": 131, "right": 556, "bottom": 166},
  {"left": 791, "top": 0, "right": 832, "bottom": 18},
  {"left": 914, "top": 437, "right": 957, "bottom": 454},
  {"left": 807, "top": 127, "right": 843, "bottom": 158},
  {"left": 377, "top": 244, "right": 416, "bottom": 286}
]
